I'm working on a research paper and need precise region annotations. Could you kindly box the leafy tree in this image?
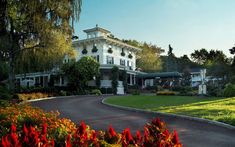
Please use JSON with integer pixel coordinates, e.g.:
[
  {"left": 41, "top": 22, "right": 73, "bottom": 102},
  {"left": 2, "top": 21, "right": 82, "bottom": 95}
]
[
  {"left": 124, "top": 40, "right": 163, "bottom": 72},
  {"left": 191, "top": 48, "right": 209, "bottom": 65},
  {"left": 0, "top": 0, "right": 82, "bottom": 90},
  {"left": 61, "top": 56, "right": 100, "bottom": 92},
  {"left": 111, "top": 66, "right": 119, "bottom": 94},
  {"left": 191, "top": 49, "right": 227, "bottom": 65},
  {"left": 0, "top": 62, "right": 8, "bottom": 82},
  {"left": 77, "top": 56, "right": 100, "bottom": 90},
  {"left": 229, "top": 46, "right": 235, "bottom": 55},
  {"left": 61, "top": 61, "right": 79, "bottom": 89},
  {"left": 120, "top": 70, "right": 127, "bottom": 93}
]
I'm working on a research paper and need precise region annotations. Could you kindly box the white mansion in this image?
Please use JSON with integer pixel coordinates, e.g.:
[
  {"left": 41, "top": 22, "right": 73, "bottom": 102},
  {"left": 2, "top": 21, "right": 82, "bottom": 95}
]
[{"left": 16, "top": 25, "right": 142, "bottom": 94}]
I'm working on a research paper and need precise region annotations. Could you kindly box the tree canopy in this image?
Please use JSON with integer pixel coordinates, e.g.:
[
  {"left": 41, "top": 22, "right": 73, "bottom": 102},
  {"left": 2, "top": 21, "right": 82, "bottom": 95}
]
[
  {"left": 123, "top": 40, "right": 163, "bottom": 72},
  {"left": 62, "top": 56, "right": 100, "bottom": 92},
  {"left": 0, "top": 0, "right": 82, "bottom": 90}
]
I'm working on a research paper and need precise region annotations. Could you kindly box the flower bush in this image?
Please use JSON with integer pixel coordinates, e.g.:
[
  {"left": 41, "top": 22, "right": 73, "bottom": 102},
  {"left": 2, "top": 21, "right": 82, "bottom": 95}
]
[
  {"left": 156, "top": 91, "right": 176, "bottom": 95},
  {"left": 0, "top": 105, "right": 182, "bottom": 147},
  {"left": 17, "top": 92, "right": 53, "bottom": 101}
]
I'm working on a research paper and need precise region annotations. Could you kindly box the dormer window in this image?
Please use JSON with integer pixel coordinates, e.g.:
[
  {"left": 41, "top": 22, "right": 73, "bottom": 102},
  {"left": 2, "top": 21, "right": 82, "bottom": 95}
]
[
  {"left": 108, "top": 45, "right": 113, "bottom": 54},
  {"left": 92, "top": 44, "right": 98, "bottom": 53}
]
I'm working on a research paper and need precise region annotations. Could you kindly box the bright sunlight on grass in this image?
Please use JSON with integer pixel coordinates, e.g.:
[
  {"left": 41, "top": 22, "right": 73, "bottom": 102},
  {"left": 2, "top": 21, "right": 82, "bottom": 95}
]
[{"left": 105, "top": 95, "right": 235, "bottom": 126}]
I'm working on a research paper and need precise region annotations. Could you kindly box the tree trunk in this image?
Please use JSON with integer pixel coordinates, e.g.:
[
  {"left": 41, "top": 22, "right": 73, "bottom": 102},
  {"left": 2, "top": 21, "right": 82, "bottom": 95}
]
[
  {"left": 0, "top": 0, "right": 7, "bottom": 34},
  {"left": 8, "top": 17, "right": 15, "bottom": 91}
]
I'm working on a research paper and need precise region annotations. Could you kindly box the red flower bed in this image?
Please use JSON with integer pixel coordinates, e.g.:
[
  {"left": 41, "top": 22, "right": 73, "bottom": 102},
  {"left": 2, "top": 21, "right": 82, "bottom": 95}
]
[
  {"left": 0, "top": 105, "right": 182, "bottom": 146},
  {"left": 1, "top": 118, "right": 182, "bottom": 147}
]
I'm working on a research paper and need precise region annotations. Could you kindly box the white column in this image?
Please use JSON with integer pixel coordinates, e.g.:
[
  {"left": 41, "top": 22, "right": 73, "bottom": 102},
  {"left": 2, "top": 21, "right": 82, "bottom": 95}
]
[{"left": 59, "top": 76, "right": 62, "bottom": 86}]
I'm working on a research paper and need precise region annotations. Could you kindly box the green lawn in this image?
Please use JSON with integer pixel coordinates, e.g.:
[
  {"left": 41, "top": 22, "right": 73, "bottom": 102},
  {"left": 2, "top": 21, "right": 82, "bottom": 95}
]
[{"left": 105, "top": 95, "right": 235, "bottom": 126}]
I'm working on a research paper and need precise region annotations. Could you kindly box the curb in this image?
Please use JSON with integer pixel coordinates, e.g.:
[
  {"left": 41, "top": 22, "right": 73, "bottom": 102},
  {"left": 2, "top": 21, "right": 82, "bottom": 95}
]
[{"left": 102, "top": 97, "right": 235, "bottom": 130}]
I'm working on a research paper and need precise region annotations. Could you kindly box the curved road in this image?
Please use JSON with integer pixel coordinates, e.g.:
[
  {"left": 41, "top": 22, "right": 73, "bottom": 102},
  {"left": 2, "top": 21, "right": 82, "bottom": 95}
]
[{"left": 31, "top": 96, "right": 235, "bottom": 147}]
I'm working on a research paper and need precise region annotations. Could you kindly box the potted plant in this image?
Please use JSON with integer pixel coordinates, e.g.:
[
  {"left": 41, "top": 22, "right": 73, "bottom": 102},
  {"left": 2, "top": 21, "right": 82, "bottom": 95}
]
[
  {"left": 121, "top": 48, "right": 125, "bottom": 56},
  {"left": 82, "top": 48, "right": 88, "bottom": 54},
  {"left": 108, "top": 47, "right": 113, "bottom": 54},
  {"left": 128, "top": 54, "right": 133, "bottom": 59},
  {"left": 92, "top": 45, "right": 98, "bottom": 53}
]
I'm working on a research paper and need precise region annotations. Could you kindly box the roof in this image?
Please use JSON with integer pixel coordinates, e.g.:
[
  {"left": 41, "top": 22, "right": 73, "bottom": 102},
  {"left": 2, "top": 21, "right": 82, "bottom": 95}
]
[
  {"left": 137, "top": 72, "right": 182, "bottom": 79},
  {"left": 83, "top": 26, "right": 111, "bottom": 34},
  {"left": 72, "top": 36, "right": 142, "bottom": 52}
]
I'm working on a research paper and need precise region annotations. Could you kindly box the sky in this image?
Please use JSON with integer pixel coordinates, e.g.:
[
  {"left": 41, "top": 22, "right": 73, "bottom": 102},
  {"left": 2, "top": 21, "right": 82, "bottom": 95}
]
[{"left": 74, "top": 0, "right": 235, "bottom": 57}]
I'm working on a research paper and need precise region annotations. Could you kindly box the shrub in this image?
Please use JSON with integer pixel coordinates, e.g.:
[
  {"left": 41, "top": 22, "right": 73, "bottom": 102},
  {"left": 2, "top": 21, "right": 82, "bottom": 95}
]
[
  {"left": 0, "top": 85, "right": 12, "bottom": 100},
  {"left": 91, "top": 89, "right": 102, "bottom": 95},
  {"left": 132, "top": 90, "right": 140, "bottom": 95},
  {"left": 157, "top": 91, "right": 176, "bottom": 95},
  {"left": 17, "top": 92, "right": 50, "bottom": 101},
  {"left": 172, "top": 86, "right": 194, "bottom": 96},
  {"left": 100, "top": 88, "right": 113, "bottom": 94},
  {"left": 59, "top": 90, "right": 67, "bottom": 96},
  {"left": 223, "top": 84, "right": 235, "bottom": 97},
  {"left": 0, "top": 105, "right": 182, "bottom": 147},
  {"left": 207, "top": 86, "right": 223, "bottom": 97}
]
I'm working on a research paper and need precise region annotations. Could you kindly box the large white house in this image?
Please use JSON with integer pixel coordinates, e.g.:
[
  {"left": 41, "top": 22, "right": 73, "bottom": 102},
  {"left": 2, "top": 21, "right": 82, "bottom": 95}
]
[
  {"left": 15, "top": 25, "right": 183, "bottom": 94},
  {"left": 16, "top": 25, "right": 142, "bottom": 94},
  {"left": 72, "top": 25, "right": 142, "bottom": 94}
]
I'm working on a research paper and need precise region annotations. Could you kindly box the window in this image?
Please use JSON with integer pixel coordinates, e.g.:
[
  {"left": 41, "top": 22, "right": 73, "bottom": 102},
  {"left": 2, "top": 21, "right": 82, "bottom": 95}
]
[
  {"left": 127, "top": 61, "right": 132, "bottom": 66},
  {"left": 97, "top": 55, "right": 99, "bottom": 62},
  {"left": 127, "top": 61, "right": 133, "bottom": 70},
  {"left": 61, "top": 77, "right": 64, "bottom": 85},
  {"left": 92, "top": 55, "right": 99, "bottom": 62},
  {"left": 106, "top": 56, "right": 114, "bottom": 64},
  {"left": 120, "top": 59, "right": 125, "bottom": 66}
]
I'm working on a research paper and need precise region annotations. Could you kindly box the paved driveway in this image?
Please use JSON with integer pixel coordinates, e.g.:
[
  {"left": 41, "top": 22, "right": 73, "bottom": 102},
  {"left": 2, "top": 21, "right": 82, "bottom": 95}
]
[{"left": 31, "top": 96, "right": 235, "bottom": 147}]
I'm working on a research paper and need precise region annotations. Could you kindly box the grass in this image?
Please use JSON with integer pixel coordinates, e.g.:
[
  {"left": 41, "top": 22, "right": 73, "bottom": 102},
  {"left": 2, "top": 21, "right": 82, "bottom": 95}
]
[{"left": 105, "top": 95, "right": 235, "bottom": 126}]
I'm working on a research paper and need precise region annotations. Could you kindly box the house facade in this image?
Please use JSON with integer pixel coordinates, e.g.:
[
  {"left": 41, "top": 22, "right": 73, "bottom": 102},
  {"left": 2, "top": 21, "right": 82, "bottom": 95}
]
[
  {"left": 16, "top": 25, "right": 141, "bottom": 94},
  {"left": 72, "top": 25, "right": 141, "bottom": 94}
]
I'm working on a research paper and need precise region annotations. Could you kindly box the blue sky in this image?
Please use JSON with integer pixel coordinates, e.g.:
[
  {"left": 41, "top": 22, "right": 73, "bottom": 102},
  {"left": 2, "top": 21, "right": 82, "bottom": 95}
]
[{"left": 74, "top": 0, "right": 235, "bottom": 57}]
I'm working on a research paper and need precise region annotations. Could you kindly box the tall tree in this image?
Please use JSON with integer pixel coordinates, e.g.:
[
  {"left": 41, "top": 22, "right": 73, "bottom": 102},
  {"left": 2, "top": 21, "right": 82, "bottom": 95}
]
[
  {"left": 190, "top": 48, "right": 209, "bottom": 65},
  {"left": 0, "top": 0, "right": 82, "bottom": 90},
  {"left": 62, "top": 56, "right": 100, "bottom": 92},
  {"left": 124, "top": 40, "right": 163, "bottom": 72},
  {"left": 229, "top": 45, "right": 235, "bottom": 75}
]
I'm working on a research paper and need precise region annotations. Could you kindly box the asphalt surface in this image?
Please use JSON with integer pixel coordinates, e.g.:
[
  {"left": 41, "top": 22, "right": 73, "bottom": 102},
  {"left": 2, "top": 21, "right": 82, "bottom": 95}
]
[{"left": 31, "top": 96, "right": 235, "bottom": 147}]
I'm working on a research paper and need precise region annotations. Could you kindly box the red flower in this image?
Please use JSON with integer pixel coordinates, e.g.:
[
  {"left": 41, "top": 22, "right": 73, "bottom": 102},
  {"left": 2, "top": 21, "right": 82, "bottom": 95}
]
[
  {"left": 172, "top": 130, "right": 180, "bottom": 145},
  {"left": 66, "top": 135, "right": 72, "bottom": 147},
  {"left": 1, "top": 136, "right": 11, "bottom": 147},
  {"left": 135, "top": 130, "right": 142, "bottom": 145},
  {"left": 121, "top": 128, "right": 133, "bottom": 147},
  {"left": 10, "top": 124, "right": 17, "bottom": 133},
  {"left": 108, "top": 125, "right": 116, "bottom": 138},
  {"left": 41, "top": 123, "right": 47, "bottom": 135},
  {"left": 10, "top": 132, "right": 19, "bottom": 146},
  {"left": 90, "top": 131, "right": 97, "bottom": 142},
  {"left": 78, "top": 121, "right": 86, "bottom": 135},
  {"left": 50, "top": 139, "right": 55, "bottom": 147},
  {"left": 23, "top": 124, "right": 28, "bottom": 136}
]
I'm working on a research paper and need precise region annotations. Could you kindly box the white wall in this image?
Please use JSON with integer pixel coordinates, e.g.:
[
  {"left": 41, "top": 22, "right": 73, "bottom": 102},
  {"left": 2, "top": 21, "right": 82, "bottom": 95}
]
[{"left": 74, "top": 40, "right": 137, "bottom": 71}]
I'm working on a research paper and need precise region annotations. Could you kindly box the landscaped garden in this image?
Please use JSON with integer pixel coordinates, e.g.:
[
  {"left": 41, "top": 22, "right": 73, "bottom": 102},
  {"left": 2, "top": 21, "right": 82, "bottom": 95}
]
[{"left": 104, "top": 95, "right": 235, "bottom": 126}]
